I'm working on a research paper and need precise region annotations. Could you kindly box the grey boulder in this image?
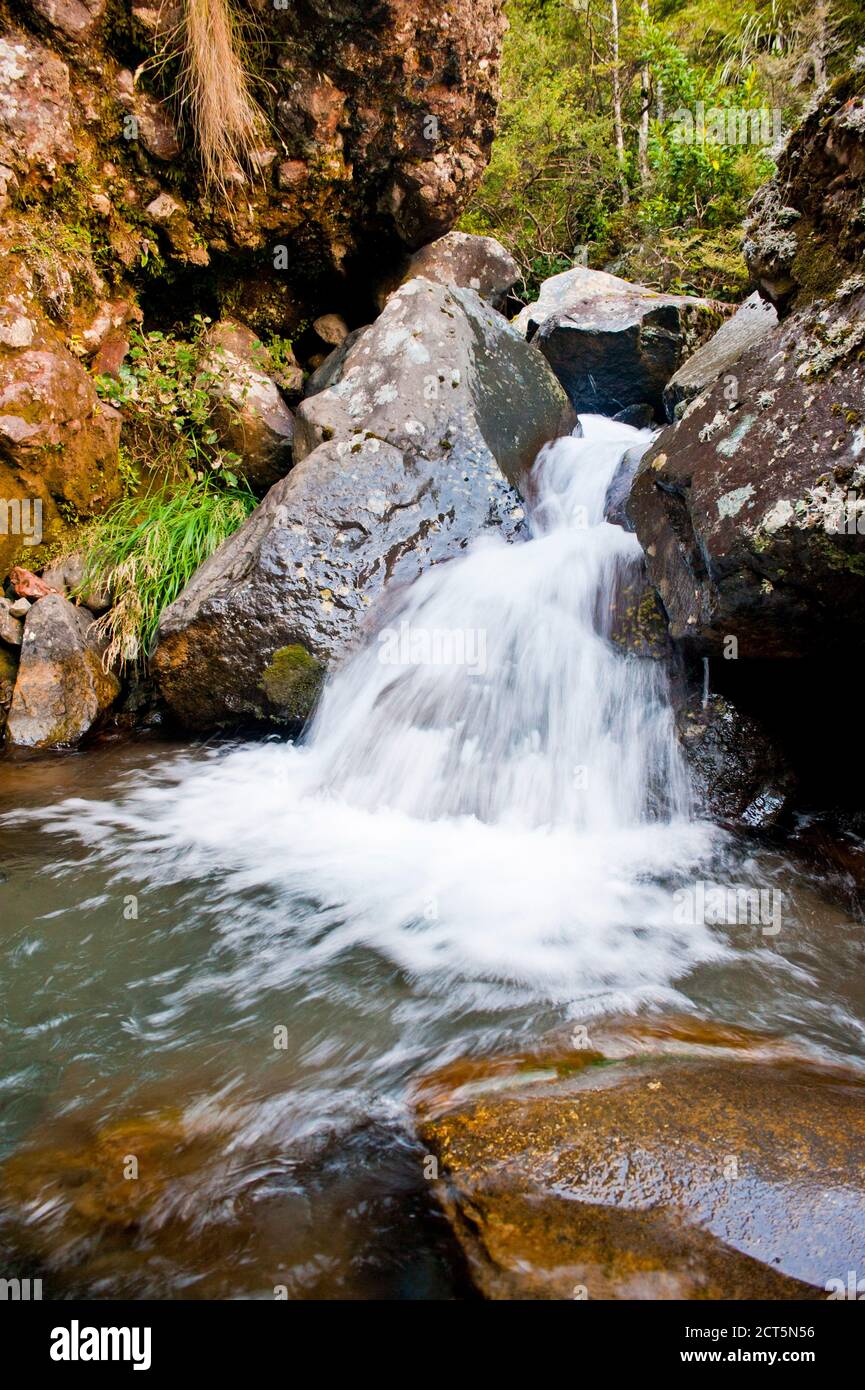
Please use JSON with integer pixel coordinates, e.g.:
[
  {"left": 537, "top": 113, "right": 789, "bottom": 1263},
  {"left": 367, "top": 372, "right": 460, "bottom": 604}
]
[
  {"left": 376, "top": 231, "right": 520, "bottom": 311},
  {"left": 663, "top": 291, "right": 778, "bottom": 421},
  {"left": 5, "top": 593, "right": 120, "bottom": 749},
  {"left": 514, "top": 266, "right": 724, "bottom": 420},
  {"left": 152, "top": 279, "right": 574, "bottom": 730}
]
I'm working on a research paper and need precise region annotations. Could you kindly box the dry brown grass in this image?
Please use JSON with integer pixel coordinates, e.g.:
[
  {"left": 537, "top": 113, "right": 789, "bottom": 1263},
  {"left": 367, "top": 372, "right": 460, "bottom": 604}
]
[{"left": 169, "top": 0, "right": 266, "bottom": 197}]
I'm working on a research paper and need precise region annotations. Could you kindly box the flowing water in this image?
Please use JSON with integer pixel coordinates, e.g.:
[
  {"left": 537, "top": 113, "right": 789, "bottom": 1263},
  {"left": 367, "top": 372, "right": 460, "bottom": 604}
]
[{"left": 1, "top": 416, "right": 864, "bottom": 1298}]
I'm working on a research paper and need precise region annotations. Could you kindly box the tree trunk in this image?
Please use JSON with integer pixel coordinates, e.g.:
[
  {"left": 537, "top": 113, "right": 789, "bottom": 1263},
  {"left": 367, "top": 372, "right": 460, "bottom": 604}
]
[
  {"left": 610, "top": 0, "right": 629, "bottom": 204},
  {"left": 638, "top": 0, "right": 651, "bottom": 187}
]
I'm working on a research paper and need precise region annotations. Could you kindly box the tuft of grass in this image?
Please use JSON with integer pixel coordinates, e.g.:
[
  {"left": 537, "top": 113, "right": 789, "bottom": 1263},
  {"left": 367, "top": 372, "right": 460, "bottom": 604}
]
[
  {"left": 171, "top": 0, "right": 266, "bottom": 197},
  {"left": 74, "top": 476, "right": 256, "bottom": 672}
]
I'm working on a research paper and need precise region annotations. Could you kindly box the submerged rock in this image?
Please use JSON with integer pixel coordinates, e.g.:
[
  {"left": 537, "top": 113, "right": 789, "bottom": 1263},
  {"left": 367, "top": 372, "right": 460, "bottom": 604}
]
[
  {"left": 417, "top": 1019, "right": 865, "bottom": 1299},
  {"left": 376, "top": 231, "right": 520, "bottom": 310},
  {"left": 152, "top": 280, "right": 574, "bottom": 731},
  {"left": 513, "top": 266, "right": 723, "bottom": 419},
  {"left": 5, "top": 592, "right": 120, "bottom": 749}
]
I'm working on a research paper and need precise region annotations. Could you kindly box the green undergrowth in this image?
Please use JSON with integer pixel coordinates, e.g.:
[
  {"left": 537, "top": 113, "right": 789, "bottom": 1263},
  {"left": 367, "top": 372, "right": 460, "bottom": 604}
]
[{"left": 74, "top": 475, "right": 256, "bottom": 672}]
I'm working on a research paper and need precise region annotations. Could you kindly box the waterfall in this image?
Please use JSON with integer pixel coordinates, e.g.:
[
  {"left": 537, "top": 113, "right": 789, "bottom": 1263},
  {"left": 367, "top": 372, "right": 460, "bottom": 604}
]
[
  {"left": 308, "top": 414, "right": 692, "bottom": 830},
  {"left": 36, "top": 415, "right": 724, "bottom": 1011}
]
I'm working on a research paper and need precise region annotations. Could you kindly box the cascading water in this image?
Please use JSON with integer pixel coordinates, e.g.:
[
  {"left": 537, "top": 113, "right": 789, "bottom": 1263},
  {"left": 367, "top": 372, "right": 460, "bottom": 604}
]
[
  {"left": 29, "top": 415, "right": 727, "bottom": 1010},
  {"left": 4, "top": 413, "right": 865, "bottom": 1298},
  {"left": 308, "top": 413, "right": 692, "bottom": 830}
]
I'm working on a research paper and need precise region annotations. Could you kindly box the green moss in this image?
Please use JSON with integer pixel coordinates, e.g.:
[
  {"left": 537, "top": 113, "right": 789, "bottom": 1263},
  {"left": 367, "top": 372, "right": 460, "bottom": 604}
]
[{"left": 260, "top": 644, "right": 324, "bottom": 720}]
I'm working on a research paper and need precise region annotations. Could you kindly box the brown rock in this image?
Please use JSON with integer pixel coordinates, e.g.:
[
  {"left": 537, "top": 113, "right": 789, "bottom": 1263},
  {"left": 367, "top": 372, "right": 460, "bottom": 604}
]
[
  {"left": 417, "top": 1019, "right": 865, "bottom": 1299},
  {"left": 312, "top": 313, "right": 350, "bottom": 347},
  {"left": 8, "top": 566, "right": 59, "bottom": 599},
  {"left": 0, "top": 33, "right": 75, "bottom": 179},
  {"left": 5, "top": 592, "right": 120, "bottom": 748},
  {"left": 29, "top": 0, "right": 107, "bottom": 45}
]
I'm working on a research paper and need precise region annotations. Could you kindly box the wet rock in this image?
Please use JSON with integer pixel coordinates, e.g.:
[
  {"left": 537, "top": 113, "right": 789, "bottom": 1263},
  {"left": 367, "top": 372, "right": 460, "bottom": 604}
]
[
  {"left": 606, "top": 566, "right": 670, "bottom": 662},
  {"left": 604, "top": 442, "right": 652, "bottom": 531},
  {"left": 293, "top": 279, "right": 574, "bottom": 488},
  {"left": 612, "top": 402, "right": 655, "bottom": 429},
  {"left": 152, "top": 281, "right": 573, "bottom": 730},
  {"left": 417, "top": 1021, "right": 865, "bottom": 1299},
  {"left": 663, "top": 291, "right": 778, "bottom": 421},
  {"left": 676, "top": 692, "right": 793, "bottom": 829},
  {"left": 199, "top": 320, "right": 295, "bottom": 488},
  {"left": 513, "top": 266, "right": 724, "bottom": 419},
  {"left": 5, "top": 592, "right": 120, "bottom": 749},
  {"left": 629, "top": 285, "right": 865, "bottom": 659},
  {"left": 377, "top": 231, "right": 520, "bottom": 310}
]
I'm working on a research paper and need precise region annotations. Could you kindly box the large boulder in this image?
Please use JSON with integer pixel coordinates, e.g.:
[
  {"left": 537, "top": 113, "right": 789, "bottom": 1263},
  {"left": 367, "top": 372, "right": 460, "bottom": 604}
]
[
  {"left": 662, "top": 291, "right": 778, "bottom": 421},
  {"left": 376, "top": 231, "right": 520, "bottom": 310},
  {"left": 199, "top": 320, "right": 296, "bottom": 489},
  {"left": 5, "top": 592, "right": 120, "bottom": 748},
  {"left": 629, "top": 282, "right": 865, "bottom": 659},
  {"left": 152, "top": 280, "right": 574, "bottom": 730},
  {"left": 417, "top": 1017, "right": 865, "bottom": 1300},
  {"left": 513, "top": 266, "right": 724, "bottom": 420}
]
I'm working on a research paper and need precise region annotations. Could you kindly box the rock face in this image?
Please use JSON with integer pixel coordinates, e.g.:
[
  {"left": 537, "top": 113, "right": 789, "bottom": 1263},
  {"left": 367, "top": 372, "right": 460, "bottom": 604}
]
[
  {"left": 662, "top": 291, "right": 778, "bottom": 421},
  {"left": 417, "top": 1018, "right": 865, "bottom": 1299},
  {"left": 152, "top": 279, "right": 574, "bottom": 730},
  {"left": 629, "top": 283, "right": 865, "bottom": 659},
  {"left": 0, "top": 236, "right": 123, "bottom": 578},
  {"left": 513, "top": 266, "right": 724, "bottom": 420},
  {"left": 0, "top": 6, "right": 507, "bottom": 324},
  {"left": 376, "top": 231, "right": 519, "bottom": 309},
  {"left": 199, "top": 320, "right": 296, "bottom": 489},
  {"left": 744, "top": 67, "right": 865, "bottom": 313},
  {"left": 5, "top": 593, "right": 120, "bottom": 748}
]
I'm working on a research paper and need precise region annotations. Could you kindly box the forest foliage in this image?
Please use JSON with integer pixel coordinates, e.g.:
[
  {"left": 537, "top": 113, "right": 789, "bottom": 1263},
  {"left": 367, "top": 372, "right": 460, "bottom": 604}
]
[{"left": 461, "top": 0, "right": 865, "bottom": 299}]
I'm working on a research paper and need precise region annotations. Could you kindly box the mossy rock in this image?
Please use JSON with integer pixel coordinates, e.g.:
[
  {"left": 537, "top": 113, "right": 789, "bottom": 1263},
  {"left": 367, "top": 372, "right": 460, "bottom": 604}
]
[{"left": 260, "top": 644, "right": 324, "bottom": 721}]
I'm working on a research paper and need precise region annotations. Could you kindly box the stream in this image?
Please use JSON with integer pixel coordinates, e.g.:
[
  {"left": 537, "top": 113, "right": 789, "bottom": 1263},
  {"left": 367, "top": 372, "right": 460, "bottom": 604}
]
[{"left": 1, "top": 416, "right": 864, "bottom": 1298}]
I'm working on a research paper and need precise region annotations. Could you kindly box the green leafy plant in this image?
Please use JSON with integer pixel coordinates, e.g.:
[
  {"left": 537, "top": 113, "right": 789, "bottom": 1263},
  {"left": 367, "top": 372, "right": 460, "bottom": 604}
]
[
  {"left": 95, "top": 315, "right": 243, "bottom": 484},
  {"left": 74, "top": 476, "right": 256, "bottom": 672}
]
